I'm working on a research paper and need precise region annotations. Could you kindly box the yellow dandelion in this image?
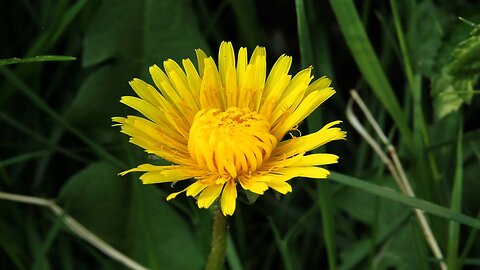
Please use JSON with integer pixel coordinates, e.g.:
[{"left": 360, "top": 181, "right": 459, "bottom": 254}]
[{"left": 113, "top": 41, "right": 346, "bottom": 216}]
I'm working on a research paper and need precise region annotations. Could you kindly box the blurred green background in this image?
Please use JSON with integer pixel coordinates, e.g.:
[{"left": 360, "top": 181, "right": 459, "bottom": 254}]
[{"left": 1, "top": 0, "right": 480, "bottom": 269}]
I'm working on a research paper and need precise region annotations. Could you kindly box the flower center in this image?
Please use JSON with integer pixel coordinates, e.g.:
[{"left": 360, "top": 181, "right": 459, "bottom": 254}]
[{"left": 188, "top": 107, "right": 277, "bottom": 178}]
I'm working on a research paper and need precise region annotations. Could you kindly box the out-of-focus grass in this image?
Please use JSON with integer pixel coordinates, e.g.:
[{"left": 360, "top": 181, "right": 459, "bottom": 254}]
[{"left": 1, "top": 0, "right": 480, "bottom": 269}]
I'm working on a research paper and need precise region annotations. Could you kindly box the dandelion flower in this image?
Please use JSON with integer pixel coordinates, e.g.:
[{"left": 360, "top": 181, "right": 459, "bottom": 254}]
[{"left": 113, "top": 41, "right": 346, "bottom": 216}]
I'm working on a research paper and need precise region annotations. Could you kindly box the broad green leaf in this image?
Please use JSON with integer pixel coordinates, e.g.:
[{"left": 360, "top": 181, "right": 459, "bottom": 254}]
[
  {"left": 407, "top": 1, "right": 446, "bottom": 76},
  {"left": 433, "top": 68, "right": 476, "bottom": 119},
  {"left": 375, "top": 223, "right": 429, "bottom": 270},
  {"left": 66, "top": 65, "right": 134, "bottom": 143},
  {"left": 126, "top": 184, "right": 205, "bottom": 270},
  {"left": 338, "top": 211, "right": 410, "bottom": 270},
  {"left": 432, "top": 26, "right": 480, "bottom": 119},
  {"left": 59, "top": 162, "right": 205, "bottom": 269},
  {"left": 450, "top": 28, "right": 480, "bottom": 78},
  {"left": 83, "top": 0, "right": 207, "bottom": 68},
  {"left": 72, "top": 0, "right": 208, "bottom": 145},
  {"left": 59, "top": 162, "right": 131, "bottom": 250}
]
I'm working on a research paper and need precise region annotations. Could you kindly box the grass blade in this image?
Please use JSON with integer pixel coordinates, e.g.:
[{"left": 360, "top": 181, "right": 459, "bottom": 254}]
[
  {"left": 0, "top": 111, "right": 88, "bottom": 163},
  {"left": 0, "top": 67, "right": 125, "bottom": 168},
  {"left": 0, "top": 56, "right": 76, "bottom": 67},
  {"left": 329, "top": 0, "right": 413, "bottom": 148},
  {"left": 447, "top": 123, "right": 464, "bottom": 270},
  {"left": 227, "top": 233, "right": 243, "bottom": 270},
  {"left": 317, "top": 182, "right": 337, "bottom": 270},
  {"left": 294, "top": 0, "right": 314, "bottom": 67},
  {"left": 329, "top": 172, "right": 480, "bottom": 229},
  {"left": 269, "top": 218, "right": 294, "bottom": 270},
  {"left": 0, "top": 151, "right": 48, "bottom": 167}
]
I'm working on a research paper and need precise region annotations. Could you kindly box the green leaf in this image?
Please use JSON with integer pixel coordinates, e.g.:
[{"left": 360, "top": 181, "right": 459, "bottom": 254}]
[
  {"left": 126, "top": 184, "right": 205, "bottom": 270},
  {"left": 407, "top": 1, "right": 446, "bottom": 76},
  {"left": 83, "top": 0, "right": 207, "bottom": 68},
  {"left": 432, "top": 67, "right": 476, "bottom": 119},
  {"left": 59, "top": 162, "right": 205, "bottom": 269},
  {"left": 59, "top": 162, "right": 132, "bottom": 250},
  {"left": 432, "top": 26, "right": 480, "bottom": 119},
  {"left": 0, "top": 68, "right": 124, "bottom": 168},
  {"left": 66, "top": 65, "right": 134, "bottom": 143},
  {"left": 0, "top": 55, "right": 76, "bottom": 66},
  {"left": 72, "top": 0, "right": 208, "bottom": 142},
  {"left": 450, "top": 28, "right": 480, "bottom": 77},
  {"left": 375, "top": 223, "right": 429, "bottom": 270}
]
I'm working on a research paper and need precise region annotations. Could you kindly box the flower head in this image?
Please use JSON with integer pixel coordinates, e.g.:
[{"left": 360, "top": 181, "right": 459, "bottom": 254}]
[{"left": 113, "top": 41, "right": 346, "bottom": 215}]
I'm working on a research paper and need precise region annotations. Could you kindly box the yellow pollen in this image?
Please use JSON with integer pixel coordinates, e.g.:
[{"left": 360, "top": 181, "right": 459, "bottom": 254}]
[{"left": 188, "top": 107, "right": 277, "bottom": 178}]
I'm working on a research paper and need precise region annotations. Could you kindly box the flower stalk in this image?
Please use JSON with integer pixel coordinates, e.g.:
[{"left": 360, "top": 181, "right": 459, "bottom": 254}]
[{"left": 206, "top": 208, "right": 228, "bottom": 270}]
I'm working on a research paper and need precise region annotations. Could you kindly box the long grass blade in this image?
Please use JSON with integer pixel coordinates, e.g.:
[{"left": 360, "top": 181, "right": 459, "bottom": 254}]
[
  {"left": 0, "top": 151, "right": 49, "bottom": 167},
  {"left": 268, "top": 218, "right": 294, "bottom": 270},
  {"left": 329, "top": 172, "right": 480, "bottom": 229},
  {"left": 0, "top": 56, "right": 76, "bottom": 67},
  {"left": 447, "top": 123, "right": 464, "bottom": 270},
  {"left": 294, "top": 0, "right": 314, "bottom": 67},
  {"left": 329, "top": 0, "right": 413, "bottom": 148},
  {"left": 227, "top": 233, "right": 243, "bottom": 270}
]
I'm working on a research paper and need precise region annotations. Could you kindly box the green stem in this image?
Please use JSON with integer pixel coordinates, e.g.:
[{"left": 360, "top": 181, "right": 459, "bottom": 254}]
[{"left": 206, "top": 209, "right": 228, "bottom": 270}]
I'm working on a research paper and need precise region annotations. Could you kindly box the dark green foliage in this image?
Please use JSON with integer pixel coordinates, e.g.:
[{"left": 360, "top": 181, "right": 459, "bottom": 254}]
[{"left": 1, "top": 0, "right": 480, "bottom": 269}]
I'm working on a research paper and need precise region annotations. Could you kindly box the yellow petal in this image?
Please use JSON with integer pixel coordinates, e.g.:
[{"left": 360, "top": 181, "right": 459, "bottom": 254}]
[
  {"left": 218, "top": 41, "right": 236, "bottom": 87},
  {"left": 128, "top": 79, "right": 160, "bottom": 107},
  {"left": 225, "top": 66, "right": 238, "bottom": 108},
  {"left": 164, "top": 59, "right": 199, "bottom": 111},
  {"left": 166, "top": 188, "right": 188, "bottom": 201},
  {"left": 250, "top": 46, "right": 266, "bottom": 111},
  {"left": 271, "top": 87, "right": 335, "bottom": 139},
  {"left": 275, "top": 166, "right": 330, "bottom": 179},
  {"left": 259, "top": 75, "right": 291, "bottom": 120},
  {"left": 186, "top": 181, "right": 208, "bottom": 197},
  {"left": 305, "top": 76, "right": 331, "bottom": 96},
  {"left": 267, "top": 179, "right": 292, "bottom": 194},
  {"left": 238, "top": 175, "right": 269, "bottom": 194},
  {"left": 182, "top": 58, "right": 201, "bottom": 99},
  {"left": 119, "top": 163, "right": 167, "bottom": 176},
  {"left": 197, "top": 184, "right": 224, "bottom": 209},
  {"left": 120, "top": 96, "right": 163, "bottom": 124},
  {"left": 140, "top": 168, "right": 192, "bottom": 184},
  {"left": 264, "top": 54, "right": 292, "bottom": 97},
  {"left": 271, "top": 68, "right": 313, "bottom": 124},
  {"left": 111, "top": 116, "right": 126, "bottom": 125},
  {"left": 149, "top": 65, "right": 181, "bottom": 103},
  {"left": 200, "top": 58, "right": 224, "bottom": 109},
  {"left": 123, "top": 116, "right": 188, "bottom": 152},
  {"left": 236, "top": 47, "right": 248, "bottom": 88},
  {"left": 247, "top": 174, "right": 294, "bottom": 194},
  {"left": 244, "top": 181, "right": 269, "bottom": 194},
  {"left": 293, "top": 154, "right": 339, "bottom": 166},
  {"left": 274, "top": 120, "right": 346, "bottom": 157},
  {"left": 195, "top": 48, "right": 208, "bottom": 77},
  {"left": 221, "top": 180, "right": 237, "bottom": 215}
]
